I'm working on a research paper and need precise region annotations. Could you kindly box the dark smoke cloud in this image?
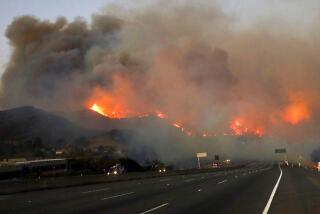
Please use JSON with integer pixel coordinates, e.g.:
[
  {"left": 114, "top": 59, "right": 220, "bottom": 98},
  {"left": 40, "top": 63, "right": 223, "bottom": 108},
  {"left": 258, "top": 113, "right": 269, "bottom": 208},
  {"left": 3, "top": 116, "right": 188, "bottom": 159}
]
[
  {"left": 1, "top": 1, "right": 320, "bottom": 161},
  {"left": 1, "top": 14, "right": 122, "bottom": 110}
]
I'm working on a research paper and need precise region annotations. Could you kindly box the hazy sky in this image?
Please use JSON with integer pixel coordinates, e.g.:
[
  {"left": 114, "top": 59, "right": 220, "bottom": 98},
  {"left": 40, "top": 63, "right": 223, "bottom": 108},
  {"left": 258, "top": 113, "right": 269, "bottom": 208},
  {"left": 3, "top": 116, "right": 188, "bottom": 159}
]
[
  {"left": 0, "top": 0, "right": 319, "bottom": 77},
  {"left": 0, "top": 0, "right": 113, "bottom": 76}
]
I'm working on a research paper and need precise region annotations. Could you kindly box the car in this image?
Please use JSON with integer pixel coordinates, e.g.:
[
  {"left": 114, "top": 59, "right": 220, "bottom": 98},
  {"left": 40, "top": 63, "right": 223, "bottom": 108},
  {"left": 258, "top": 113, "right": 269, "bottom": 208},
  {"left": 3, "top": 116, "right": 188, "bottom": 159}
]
[
  {"left": 107, "top": 164, "right": 125, "bottom": 175},
  {"left": 212, "top": 163, "right": 219, "bottom": 168},
  {"left": 158, "top": 167, "right": 166, "bottom": 173}
]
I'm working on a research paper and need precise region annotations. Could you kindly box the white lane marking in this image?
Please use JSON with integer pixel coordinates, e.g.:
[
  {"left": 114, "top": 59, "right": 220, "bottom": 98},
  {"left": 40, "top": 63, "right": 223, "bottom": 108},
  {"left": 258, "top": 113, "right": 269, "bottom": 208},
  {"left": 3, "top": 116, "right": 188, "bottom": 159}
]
[
  {"left": 218, "top": 179, "right": 228, "bottom": 184},
  {"left": 101, "top": 192, "right": 134, "bottom": 200},
  {"left": 81, "top": 187, "right": 110, "bottom": 194},
  {"left": 140, "top": 203, "right": 169, "bottom": 214},
  {"left": 184, "top": 178, "right": 195, "bottom": 182},
  {"left": 262, "top": 164, "right": 282, "bottom": 214},
  {"left": 159, "top": 178, "right": 171, "bottom": 182}
]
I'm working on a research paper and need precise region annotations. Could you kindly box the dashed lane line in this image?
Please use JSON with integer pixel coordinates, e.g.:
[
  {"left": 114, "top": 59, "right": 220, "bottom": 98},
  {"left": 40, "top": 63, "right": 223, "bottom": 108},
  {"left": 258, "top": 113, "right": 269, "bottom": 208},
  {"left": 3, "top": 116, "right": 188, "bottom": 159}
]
[
  {"left": 140, "top": 203, "right": 169, "bottom": 214},
  {"left": 81, "top": 187, "right": 110, "bottom": 194},
  {"left": 101, "top": 192, "right": 134, "bottom": 200}
]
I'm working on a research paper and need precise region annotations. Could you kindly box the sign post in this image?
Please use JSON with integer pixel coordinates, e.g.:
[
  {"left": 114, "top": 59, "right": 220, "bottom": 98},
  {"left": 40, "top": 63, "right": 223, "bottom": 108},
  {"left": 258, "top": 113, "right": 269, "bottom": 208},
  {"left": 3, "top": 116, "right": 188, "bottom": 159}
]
[{"left": 196, "top": 152, "right": 207, "bottom": 169}]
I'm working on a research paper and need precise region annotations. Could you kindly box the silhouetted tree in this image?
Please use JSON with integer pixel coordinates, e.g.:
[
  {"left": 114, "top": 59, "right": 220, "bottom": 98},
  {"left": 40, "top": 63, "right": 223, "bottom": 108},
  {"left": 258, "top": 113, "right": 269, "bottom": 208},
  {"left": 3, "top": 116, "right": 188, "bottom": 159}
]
[{"left": 311, "top": 148, "right": 320, "bottom": 162}]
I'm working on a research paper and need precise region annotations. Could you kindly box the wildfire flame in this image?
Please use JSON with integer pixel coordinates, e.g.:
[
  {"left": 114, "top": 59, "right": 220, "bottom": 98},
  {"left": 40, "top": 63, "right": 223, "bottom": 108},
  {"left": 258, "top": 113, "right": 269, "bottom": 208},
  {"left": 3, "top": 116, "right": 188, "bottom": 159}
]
[
  {"left": 229, "top": 118, "right": 264, "bottom": 137},
  {"left": 172, "top": 123, "right": 181, "bottom": 128},
  {"left": 89, "top": 103, "right": 264, "bottom": 138},
  {"left": 282, "top": 102, "right": 310, "bottom": 125},
  {"left": 89, "top": 103, "right": 125, "bottom": 118},
  {"left": 90, "top": 104, "right": 108, "bottom": 117},
  {"left": 156, "top": 111, "right": 167, "bottom": 119}
]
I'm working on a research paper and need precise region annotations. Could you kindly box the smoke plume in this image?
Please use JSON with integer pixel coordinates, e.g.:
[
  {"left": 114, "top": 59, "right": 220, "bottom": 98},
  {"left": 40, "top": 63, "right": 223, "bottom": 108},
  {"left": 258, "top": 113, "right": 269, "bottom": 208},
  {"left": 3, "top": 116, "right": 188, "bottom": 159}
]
[{"left": 1, "top": 1, "right": 320, "bottom": 161}]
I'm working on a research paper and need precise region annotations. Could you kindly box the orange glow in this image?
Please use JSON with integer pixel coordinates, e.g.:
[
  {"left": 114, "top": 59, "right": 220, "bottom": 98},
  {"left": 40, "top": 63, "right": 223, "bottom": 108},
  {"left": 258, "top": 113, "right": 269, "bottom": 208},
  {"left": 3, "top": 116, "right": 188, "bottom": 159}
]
[
  {"left": 89, "top": 98, "right": 266, "bottom": 138},
  {"left": 282, "top": 102, "right": 310, "bottom": 125},
  {"left": 89, "top": 103, "right": 126, "bottom": 118},
  {"left": 230, "top": 119, "right": 244, "bottom": 135},
  {"left": 172, "top": 123, "right": 181, "bottom": 128},
  {"left": 229, "top": 117, "right": 264, "bottom": 137},
  {"left": 87, "top": 75, "right": 150, "bottom": 119},
  {"left": 156, "top": 111, "right": 167, "bottom": 119},
  {"left": 90, "top": 104, "right": 108, "bottom": 117},
  {"left": 89, "top": 102, "right": 265, "bottom": 138},
  {"left": 254, "top": 129, "right": 263, "bottom": 137},
  {"left": 186, "top": 131, "right": 193, "bottom": 136},
  {"left": 171, "top": 122, "right": 195, "bottom": 137}
]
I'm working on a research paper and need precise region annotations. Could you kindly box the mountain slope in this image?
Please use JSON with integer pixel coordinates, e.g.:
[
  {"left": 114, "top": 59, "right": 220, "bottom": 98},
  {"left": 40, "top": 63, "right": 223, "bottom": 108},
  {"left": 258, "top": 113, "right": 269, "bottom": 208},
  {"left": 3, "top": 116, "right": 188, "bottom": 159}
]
[{"left": 0, "top": 106, "right": 99, "bottom": 145}]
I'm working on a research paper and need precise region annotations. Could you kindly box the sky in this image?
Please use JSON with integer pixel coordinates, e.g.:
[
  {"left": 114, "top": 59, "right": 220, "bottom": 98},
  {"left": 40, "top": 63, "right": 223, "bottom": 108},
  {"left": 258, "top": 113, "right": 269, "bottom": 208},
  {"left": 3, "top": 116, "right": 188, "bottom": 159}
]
[
  {"left": 0, "top": 0, "right": 319, "bottom": 77},
  {"left": 0, "top": 0, "right": 113, "bottom": 76}
]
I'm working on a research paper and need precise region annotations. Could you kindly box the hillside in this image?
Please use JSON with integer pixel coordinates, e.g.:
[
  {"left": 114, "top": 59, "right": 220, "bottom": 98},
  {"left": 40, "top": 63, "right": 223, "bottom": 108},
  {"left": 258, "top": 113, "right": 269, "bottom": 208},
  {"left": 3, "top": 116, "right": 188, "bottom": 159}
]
[{"left": 0, "top": 106, "right": 100, "bottom": 145}]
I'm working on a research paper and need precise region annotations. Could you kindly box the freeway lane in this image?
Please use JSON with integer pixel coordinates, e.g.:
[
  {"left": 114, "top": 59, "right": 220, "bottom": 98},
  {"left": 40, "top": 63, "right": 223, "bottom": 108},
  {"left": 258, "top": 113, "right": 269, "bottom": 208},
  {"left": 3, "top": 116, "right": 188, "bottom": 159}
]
[
  {"left": 0, "top": 162, "right": 275, "bottom": 214},
  {"left": 0, "top": 163, "right": 318, "bottom": 214},
  {"left": 269, "top": 166, "right": 320, "bottom": 214},
  {"left": 0, "top": 164, "right": 266, "bottom": 210}
]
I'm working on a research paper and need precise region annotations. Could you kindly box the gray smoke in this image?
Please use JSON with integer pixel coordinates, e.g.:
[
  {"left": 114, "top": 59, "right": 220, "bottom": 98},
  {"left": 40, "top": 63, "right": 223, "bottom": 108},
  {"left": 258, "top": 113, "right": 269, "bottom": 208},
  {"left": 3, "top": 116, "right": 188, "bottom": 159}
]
[{"left": 1, "top": 1, "right": 320, "bottom": 162}]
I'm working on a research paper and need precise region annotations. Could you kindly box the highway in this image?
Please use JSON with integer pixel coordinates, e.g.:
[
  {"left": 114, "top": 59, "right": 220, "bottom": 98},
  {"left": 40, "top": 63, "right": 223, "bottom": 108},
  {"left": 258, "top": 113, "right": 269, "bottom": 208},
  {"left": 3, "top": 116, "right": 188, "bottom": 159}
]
[{"left": 0, "top": 162, "right": 319, "bottom": 214}]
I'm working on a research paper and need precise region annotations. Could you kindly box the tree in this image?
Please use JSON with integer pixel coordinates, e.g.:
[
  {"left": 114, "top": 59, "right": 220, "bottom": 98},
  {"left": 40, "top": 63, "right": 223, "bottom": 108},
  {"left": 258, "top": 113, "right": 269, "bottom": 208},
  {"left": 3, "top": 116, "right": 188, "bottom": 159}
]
[
  {"left": 55, "top": 138, "right": 65, "bottom": 149},
  {"left": 32, "top": 137, "right": 43, "bottom": 149},
  {"left": 119, "top": 157, "right": 143, "bottom": 172},
  {"left": 71, "top": 136, "right": 89, "bottom": 150},
  {"left": 311, "top": 148, "right": 320, "bottom": 162}
]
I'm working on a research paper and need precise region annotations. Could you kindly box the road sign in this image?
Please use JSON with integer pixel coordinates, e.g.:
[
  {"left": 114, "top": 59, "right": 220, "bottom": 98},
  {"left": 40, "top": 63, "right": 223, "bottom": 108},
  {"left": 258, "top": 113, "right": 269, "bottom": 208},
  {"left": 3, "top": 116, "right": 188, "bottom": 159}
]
[
  {"left": 197, "top": 152, "right": 207, "bottom": 158},
  {"left": 196, "top": 152, "right": 207, "bottom": 169},
  {"left": 275, "top": 148, "right": 286, "bottom": 154}
]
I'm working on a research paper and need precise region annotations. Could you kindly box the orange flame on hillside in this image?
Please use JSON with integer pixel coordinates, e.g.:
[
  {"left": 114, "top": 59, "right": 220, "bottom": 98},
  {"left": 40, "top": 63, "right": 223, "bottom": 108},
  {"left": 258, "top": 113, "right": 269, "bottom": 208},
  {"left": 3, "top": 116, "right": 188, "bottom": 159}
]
[
  {"left": 89, "top": 103, "right": 125, "bottom": 119},
  {"left": 229, "top": 118, "right": 264, "bottom": 137},
  {"left": 282, "top": 102, "right": 310, "bottom": 125},
  {"left": 89, "top": 103, "right": 264, "bottom": 138},
  {"left": 90, "top": 104, "right": 108, "bottom": 117},
  {"left": 156, "top": 111, "right": 167, "bottom": 119}
]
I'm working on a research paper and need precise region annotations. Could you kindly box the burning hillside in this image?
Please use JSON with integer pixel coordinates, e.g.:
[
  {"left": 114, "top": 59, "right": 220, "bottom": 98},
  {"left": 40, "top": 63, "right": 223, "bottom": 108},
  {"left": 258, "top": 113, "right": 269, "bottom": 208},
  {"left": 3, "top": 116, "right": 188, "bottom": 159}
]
[
  {"left": 1, "top": 0, "right": 320, "bottom": 160},
  {"left": 89, "top": 103, "right": 263, "bottom": 138}
]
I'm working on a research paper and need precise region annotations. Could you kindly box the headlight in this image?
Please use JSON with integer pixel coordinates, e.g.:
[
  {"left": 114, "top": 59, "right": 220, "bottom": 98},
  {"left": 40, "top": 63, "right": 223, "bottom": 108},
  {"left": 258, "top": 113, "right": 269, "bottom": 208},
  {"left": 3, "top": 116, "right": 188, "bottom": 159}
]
[
  {"left": 107, "top": 172, "right": 110, "bottom": 175},
  {"left": 159, "top": 169, "right": 162, "bottom": 173},
  {"left": 163, "top": 169, "right": 166, "bottom": 172},
  {"left": 114, "top": 171, "right": 118, "bottom": 175}
]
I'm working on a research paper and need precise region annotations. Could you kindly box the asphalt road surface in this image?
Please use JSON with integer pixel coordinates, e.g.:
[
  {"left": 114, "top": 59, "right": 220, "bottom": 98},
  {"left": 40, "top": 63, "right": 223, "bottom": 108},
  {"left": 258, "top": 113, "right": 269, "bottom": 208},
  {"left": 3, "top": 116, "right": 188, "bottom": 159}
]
[{"left": 0, "top": 162, "right": 319, "bottom": 214}]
